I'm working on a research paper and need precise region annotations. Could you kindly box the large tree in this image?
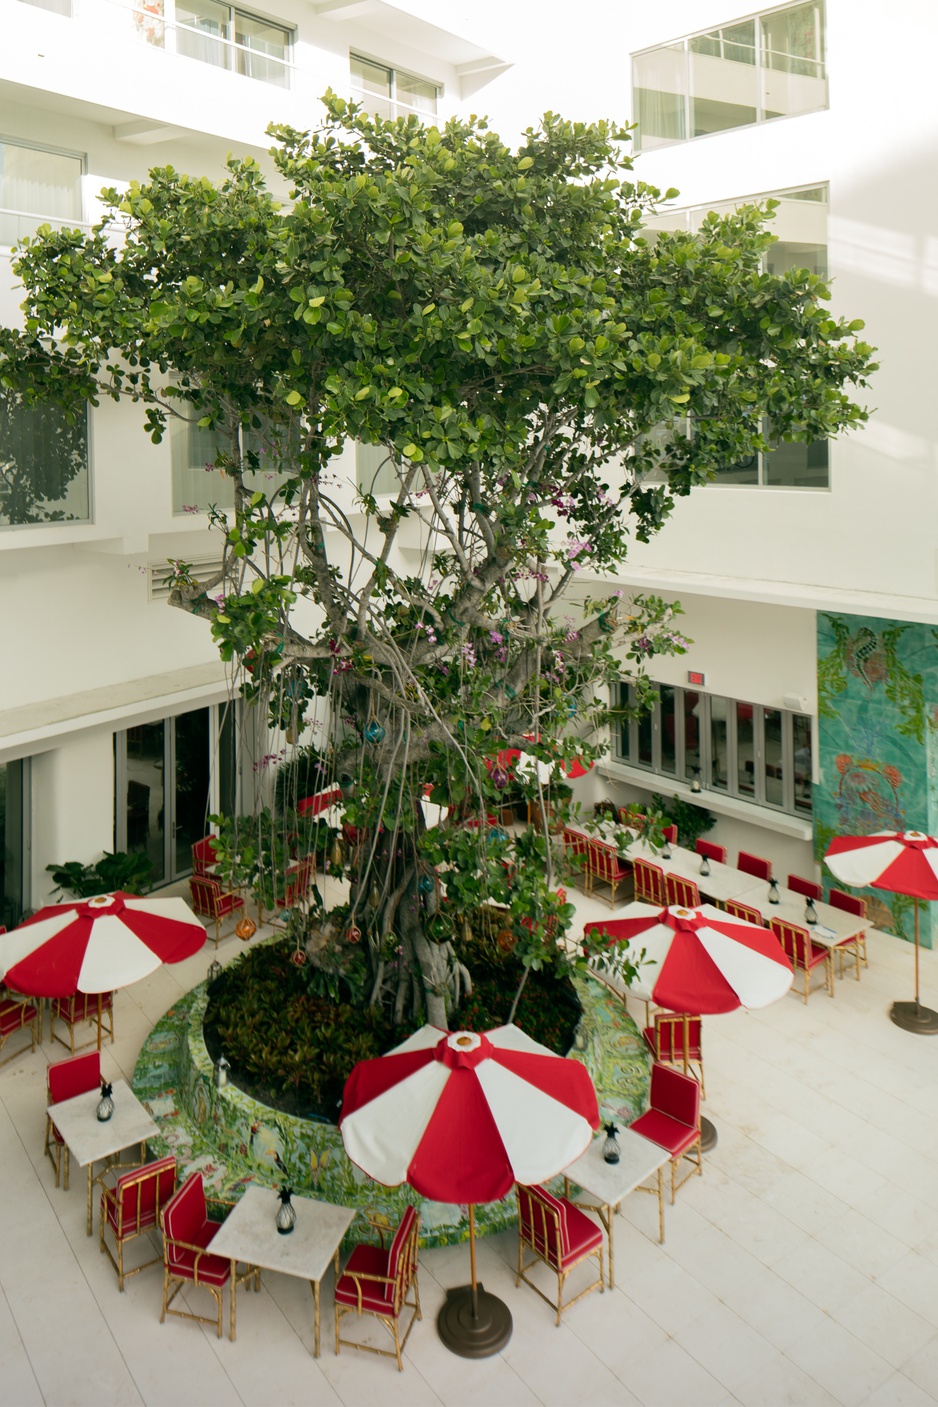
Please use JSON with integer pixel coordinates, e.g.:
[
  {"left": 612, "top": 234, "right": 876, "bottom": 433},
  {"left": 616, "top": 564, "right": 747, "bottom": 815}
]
[{"left": 0, "top": 97, "right": 875, "bottom": 1024}]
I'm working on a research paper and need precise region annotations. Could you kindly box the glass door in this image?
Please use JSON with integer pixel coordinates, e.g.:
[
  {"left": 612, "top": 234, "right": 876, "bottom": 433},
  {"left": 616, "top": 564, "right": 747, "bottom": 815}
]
[
  {"left": 0, "top": 759, "right": 30, "bottom": 928},
  {"left": 123, "top": 721, "right": 167, "bottom": 885},
  {"left": 116, "top": 707, "right": 216, "bottom": 884},
  {"left": 173, "top": 708, "right": 211, "bottom": 876}
]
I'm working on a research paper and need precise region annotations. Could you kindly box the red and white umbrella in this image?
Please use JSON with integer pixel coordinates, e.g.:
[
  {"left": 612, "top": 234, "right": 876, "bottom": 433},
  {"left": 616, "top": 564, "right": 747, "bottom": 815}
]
[
  {"left": 340, "top": 1022, "right": 599, "bottom": 1355},
  {"left": 825, "top": 830, "right": 938, "bottom": 1032},
  {"left": 587, "top": 902, "right": 793, "bottom": 1151},
  {"left": 586, "top": 902, "right": 793, "bottom": 1013},
  {"left": 0, "top": 892, "right": 207, "bottom": 1048}
]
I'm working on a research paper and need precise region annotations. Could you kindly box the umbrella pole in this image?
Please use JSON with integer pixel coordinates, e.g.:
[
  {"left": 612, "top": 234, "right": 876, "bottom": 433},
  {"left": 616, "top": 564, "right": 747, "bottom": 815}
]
[
  {"left": 436, "top": 1201, "right": 512, "bottom": 1358},
  {"left": 685, "top": 1011, "right": 718, "bottom": 1152},
  {"left": 469, "top": 1204, "right": 478, "bottom": 1319},
  {"left": 891, "top": 896, "right": 938, "bottom": 1034},
  {"left": 97, "top": 992, "right": 103, "bottom": 1053}
]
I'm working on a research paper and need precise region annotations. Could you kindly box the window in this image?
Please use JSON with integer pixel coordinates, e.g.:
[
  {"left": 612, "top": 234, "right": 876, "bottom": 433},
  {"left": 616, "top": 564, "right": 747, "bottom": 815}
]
[
  {"left": 633, "top": 2, "right": 826, "bottom": 151},
  {"left": 356, "top": 441, "right": 400, "bottom": 498},
  {"left": 644, "top": 184, "right": 829, "bottom": 488},
  {"left": 170, "top": 414, "right": 293, "bottom": 514},
  {"left": 0, "top": 387, "right": 90, "bottom": 527},
  {"left": 0, "top": 138, "right": 83, "bottom": 246},
  {"left": 175, "top": 0, "right": 292, "bottom": 87},
  {"left": 616, "top": 680, "right": 812, "bottom": 817},
  {"left": 350, "top": 54, "right": 439, "bottom": 121}
]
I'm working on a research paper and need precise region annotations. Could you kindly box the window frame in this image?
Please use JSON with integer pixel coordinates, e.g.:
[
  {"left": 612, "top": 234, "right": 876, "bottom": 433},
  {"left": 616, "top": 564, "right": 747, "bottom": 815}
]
[
  {"left": 615, "top": 679, "right": 812, "bottom": 818},
  {"left": 349, "top": 51, "right": 441, "bottom": 120},
  {"left": 632, "top": 1, "right": 827, "bottom": 152},
  {"left": 0, "top": 134, "right": 86, "bottom": 245},
  {"left": 174, "top": 0, "right": 294, "bottom": 87}
]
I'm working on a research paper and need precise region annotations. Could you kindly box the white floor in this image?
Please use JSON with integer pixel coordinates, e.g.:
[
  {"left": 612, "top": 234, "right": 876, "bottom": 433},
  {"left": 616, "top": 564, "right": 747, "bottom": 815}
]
[{"left": 3, "top": 886, "right": 938, "bottom": 1407}]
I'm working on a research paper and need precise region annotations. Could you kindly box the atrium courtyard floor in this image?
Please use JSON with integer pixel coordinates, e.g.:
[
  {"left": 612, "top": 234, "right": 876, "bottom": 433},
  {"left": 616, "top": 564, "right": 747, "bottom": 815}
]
[{"left": 2, "top": 882, "right": 938, "bottom": 1407}]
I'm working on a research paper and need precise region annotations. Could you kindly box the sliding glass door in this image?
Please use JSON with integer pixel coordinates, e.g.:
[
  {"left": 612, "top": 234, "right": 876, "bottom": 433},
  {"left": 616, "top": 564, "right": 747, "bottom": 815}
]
[
  {"left": 0, "top": 758, "right": 30, "bottom": 928},
  {"left": 115, "top": 705, "right": 234, "bottom": 885}
]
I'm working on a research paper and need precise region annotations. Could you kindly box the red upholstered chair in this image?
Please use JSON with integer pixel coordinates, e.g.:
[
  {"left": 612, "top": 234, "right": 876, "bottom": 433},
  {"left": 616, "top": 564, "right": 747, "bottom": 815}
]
[
  {"left": 633, "top": 857, "right": 666, "bottom": 907},
  {"left": 335, "top": 1205, "right": 421, "bottom": 1371},
  {"left": 191, "top": 836, "right": 219, "bottom": 876},
  {"left": 50, "top": 991, "right": 114, "bottom": 1053},
  {"left": 725, "top": 899, "right": 764, "bottom": 925},
  {"left": 770, "top": 917, "right": 833, "bottom": 1002},
  {"left": 661, "top": 824, "right": 678, "bottom": 845},
  {"left": 188, "top": 875, "right": 244, "bottom": 946},
  {"left": 274, "top": 855, "right": 315, "bottom": 917},
  {"left": 738, "top": 851, "right": 772, "bottom": 882},
  {"left": 45, "top": 1051, "right": 101, "bottom": 1189},
  {"left": 0, "top": 987, "right": 39, "bottom": 1068},
  {"left": 629, "top": 1063, "right": 702, "bottom": 1204},
  {"left": 828, "top": 888, "right": 868, "bottom": 976},
  {"left": 516, "top": 1183, "right": 604, "bottom": 1325},
  {"left": 696, "top": 838, "right": 727, "bottom": 865},
  {"left": 99, "top": 1155, "right": 177, "bottom": 1290},
  {"left": 562, "top": 828, "right": 591, "bottom": 892},
  {"left": 160, "top": 1172, "right": 253, "bottom": 1339},
  {"left": 643, "top": 1013, "right": 705, "bottom": 1096},
  {"left": 788, "top": 873, "right": 822, "bottom": 902},
  {"left": 586, "top": 841, "right": 629, "bottom": 908},
  {"left": 665, "top": 873, "right": 700, "bottom": 909}
]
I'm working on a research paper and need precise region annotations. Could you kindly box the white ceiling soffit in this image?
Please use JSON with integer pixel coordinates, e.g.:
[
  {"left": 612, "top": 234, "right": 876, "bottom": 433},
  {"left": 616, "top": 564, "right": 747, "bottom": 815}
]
[{"left": 311, "top": 0, "right": 509, "bottom": 75}]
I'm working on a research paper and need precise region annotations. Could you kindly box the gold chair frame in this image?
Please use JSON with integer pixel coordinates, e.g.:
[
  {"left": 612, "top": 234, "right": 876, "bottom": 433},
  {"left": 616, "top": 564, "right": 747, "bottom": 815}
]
[
  {"left": 334, "top": 1211, "right": 421, "bottom": 1372},
  {"left": 98, "top": 1158, "right": 176, "bottom": 1291},
  {"left": 159, "top": 1206, "right": 255, "bottom": 1340},
  {"left": 515, "top": 1187, "right": 604, "bottom": 1326}
]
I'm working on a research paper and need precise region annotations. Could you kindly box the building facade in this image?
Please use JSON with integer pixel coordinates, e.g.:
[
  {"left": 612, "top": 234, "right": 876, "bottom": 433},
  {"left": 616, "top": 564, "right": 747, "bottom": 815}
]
[{"left": 2, "top": 0, "right": 936, "bottom": 947}]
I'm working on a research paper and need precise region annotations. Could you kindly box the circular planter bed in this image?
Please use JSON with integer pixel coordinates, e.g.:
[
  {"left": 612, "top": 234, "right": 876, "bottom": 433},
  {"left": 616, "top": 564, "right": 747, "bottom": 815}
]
[{"left": 133, "top": 949, "right": 649, "bottom": 1248}]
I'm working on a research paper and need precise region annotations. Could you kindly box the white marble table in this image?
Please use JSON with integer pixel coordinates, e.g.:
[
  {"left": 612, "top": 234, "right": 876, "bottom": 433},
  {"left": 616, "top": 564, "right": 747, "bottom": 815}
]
[
  {"left": 735, "top": 881, "right": 870, "bottom": 956},
  {"left": 562, "top": 1129, "right": 670, "bottom": 1285},
  {"left": 46, "top": 1078, "right": 158, "bottom": 1235},
  {"left": 210, "top": 1184, "right": 356, "bottom": 1355}
]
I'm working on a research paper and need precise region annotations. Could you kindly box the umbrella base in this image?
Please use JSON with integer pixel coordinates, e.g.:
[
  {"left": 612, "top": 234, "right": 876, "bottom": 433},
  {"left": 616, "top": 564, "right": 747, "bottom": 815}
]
[
  {"left": 437, "top": 1285, "right": 513, "bottom": 1359},
  {"left": 890, "top": 1000, "right": 938, "bottom": 1034},
  {"left": 699, "top": 1115, "right": 718, "bottom": 1152}
]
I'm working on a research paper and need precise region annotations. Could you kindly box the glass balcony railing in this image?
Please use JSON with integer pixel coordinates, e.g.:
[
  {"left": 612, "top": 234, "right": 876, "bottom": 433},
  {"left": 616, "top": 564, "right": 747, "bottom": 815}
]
[
  {"left": 0, "top": 208, "right": 92, "bottom": 248},
  {"left": 15, "top": 0, "right": 295, "bottom": 90}
]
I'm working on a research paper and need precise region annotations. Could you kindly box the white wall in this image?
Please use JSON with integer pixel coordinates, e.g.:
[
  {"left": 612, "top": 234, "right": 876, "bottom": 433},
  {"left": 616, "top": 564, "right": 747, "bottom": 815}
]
[{"left": 30, "top": 728, "right": 114, "bottom": 903}]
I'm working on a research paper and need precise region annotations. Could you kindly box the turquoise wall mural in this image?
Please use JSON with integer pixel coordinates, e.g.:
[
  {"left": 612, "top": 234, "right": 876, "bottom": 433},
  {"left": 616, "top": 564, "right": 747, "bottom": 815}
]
[{"left": 816, "top": 613, "right": 938, "bottom": 947}]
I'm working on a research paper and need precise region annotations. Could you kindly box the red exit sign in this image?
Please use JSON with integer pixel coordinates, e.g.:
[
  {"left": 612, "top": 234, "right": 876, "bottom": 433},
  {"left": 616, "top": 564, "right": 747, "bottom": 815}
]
[{"left": 687, "top": 671, "right": 706, "bottom": 686}]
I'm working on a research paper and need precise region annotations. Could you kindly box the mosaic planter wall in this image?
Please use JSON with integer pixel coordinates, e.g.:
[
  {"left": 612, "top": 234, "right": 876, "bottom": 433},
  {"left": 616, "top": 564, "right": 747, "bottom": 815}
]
[
  {"left": 133, "top": 972, "right": 649, "bottom": 1249},
  {"left": 816, "top": 612, "right": 938, "bottom": 946}
]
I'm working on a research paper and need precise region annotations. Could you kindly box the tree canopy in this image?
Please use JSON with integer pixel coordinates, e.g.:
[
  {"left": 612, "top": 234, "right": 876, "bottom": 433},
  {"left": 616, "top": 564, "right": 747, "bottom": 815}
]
[{"left": 0, "top": 96, "right": 876, "bottom": 1023}]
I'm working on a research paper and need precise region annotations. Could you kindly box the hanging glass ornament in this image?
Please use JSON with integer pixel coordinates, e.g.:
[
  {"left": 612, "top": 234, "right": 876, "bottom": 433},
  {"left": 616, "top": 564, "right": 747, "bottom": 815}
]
[
  {"left": 418, "top": 873, "right": 434, "bottom": 895},
  {"left": 346, "top": 926, "right": 362, "bottom": 945},
  {"left": 368, "top": 883, "right": 381, "bottom": 909},
  {"left": 331, "top": 837, "right": 345, "bottom": 868},
  {"left": 491, "top": 765, "right": 509, "bottom": 791},
  {"left": 364, "top": 720, "right": 386, "bottom": 744}
]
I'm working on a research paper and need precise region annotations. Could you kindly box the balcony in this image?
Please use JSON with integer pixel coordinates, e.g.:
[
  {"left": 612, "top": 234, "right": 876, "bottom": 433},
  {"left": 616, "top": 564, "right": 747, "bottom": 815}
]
[{"left": 6, "top": 0, "right": 508, "bottom": 145}]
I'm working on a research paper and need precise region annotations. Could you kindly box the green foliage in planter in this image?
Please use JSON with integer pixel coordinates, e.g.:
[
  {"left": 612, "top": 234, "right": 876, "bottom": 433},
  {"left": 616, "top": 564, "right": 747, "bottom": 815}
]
[
  {"left": 204, "top": 938, "right": 396, "bottom": 1119},
  {"left": 650, "top": 793, "right": 716, "bottom": 848},
  {"left": 46, "top": 850, "right": 153, "bottom": 898}
]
